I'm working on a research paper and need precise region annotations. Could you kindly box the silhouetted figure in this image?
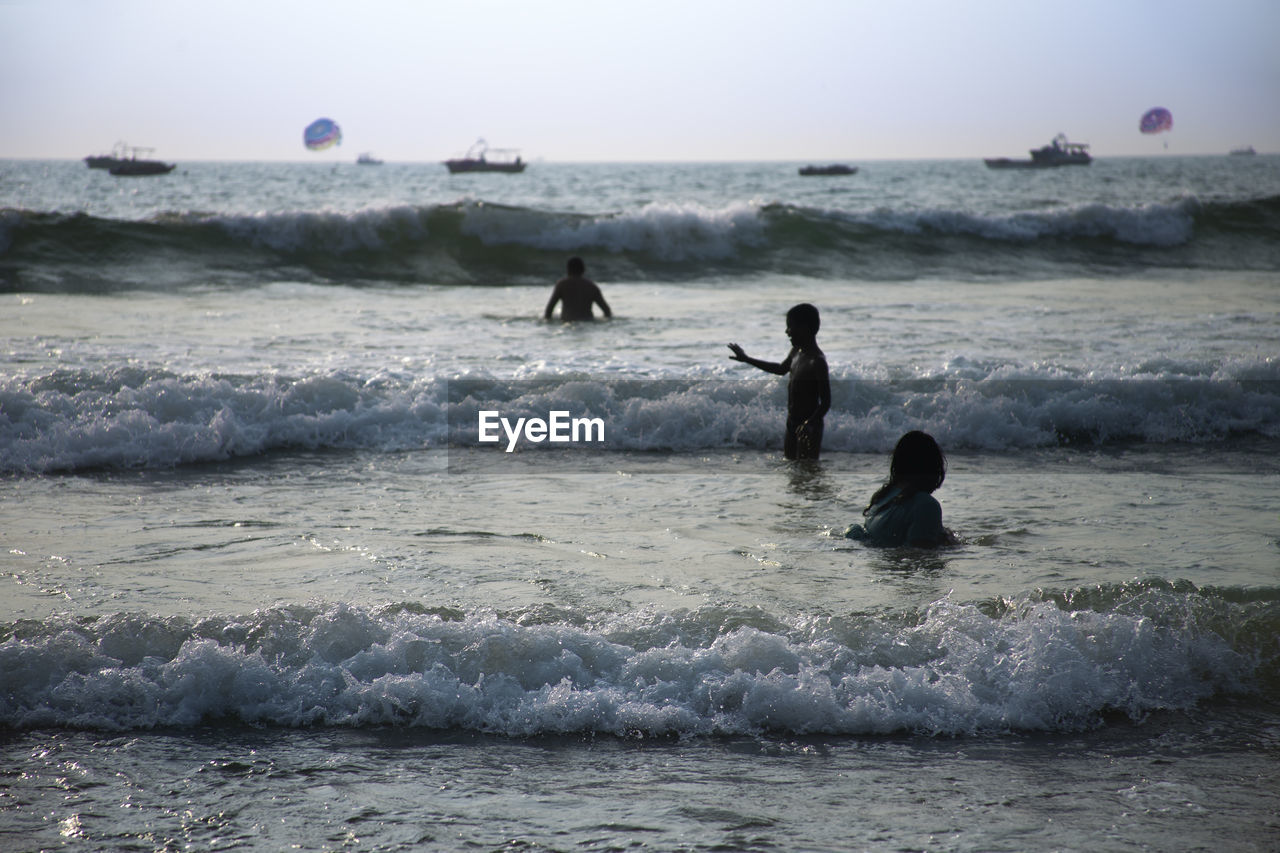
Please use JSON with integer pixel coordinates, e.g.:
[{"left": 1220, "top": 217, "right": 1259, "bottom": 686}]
[
  {"left": 728, "top": 303, "right": 830, "bottom": 460},
  {"left": 845, "top": 430, "right": 958, "bottom": 547},
  {"left": 544, "top": 257, "right": 612, "bottom": 321}
]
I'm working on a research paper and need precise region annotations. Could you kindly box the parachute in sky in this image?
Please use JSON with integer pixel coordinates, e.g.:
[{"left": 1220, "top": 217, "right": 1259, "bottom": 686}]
[
  {"left": 304, "top": 118, "right": 342, "bottom": 151},
  {"left": 1139, "top": 107, "right": 1173, "bottom": 135}
]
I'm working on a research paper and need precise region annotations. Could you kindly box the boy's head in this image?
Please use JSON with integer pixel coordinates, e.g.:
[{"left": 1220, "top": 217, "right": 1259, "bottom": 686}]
[
  {"left": 786, "top": 303, "right": 820, "bottom": 342},
  {"left": 567, "top": 256, "right": 586, "bottom": 276}
]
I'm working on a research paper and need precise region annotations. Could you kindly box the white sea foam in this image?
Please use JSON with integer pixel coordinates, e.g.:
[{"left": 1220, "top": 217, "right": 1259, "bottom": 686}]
[
  {"left": 3, "top": 365, "right": 1278, "bottom": 472},
  {"left": 0, "top": 589, "right": 1261, "bottom": 735},
  {"left": 0, "top": 372, "right": 447, "bottom": 473}
]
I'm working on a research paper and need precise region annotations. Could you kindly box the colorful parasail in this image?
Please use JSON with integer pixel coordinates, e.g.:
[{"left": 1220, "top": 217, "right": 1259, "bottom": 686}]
[
  {"left": 304, "top": 118, "right": 342, "bottom": 151},
  {"left": 1139, "top": 107, "right": 1173, "bottom": 135}
]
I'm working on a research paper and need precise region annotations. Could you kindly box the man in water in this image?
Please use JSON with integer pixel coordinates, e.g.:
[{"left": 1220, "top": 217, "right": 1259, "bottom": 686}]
[
  {"left": 544, "top": 257, "right": 612, "bottom": 321},
  {"left": 727, "top": 303, "right": 831, "bottom": 460}
]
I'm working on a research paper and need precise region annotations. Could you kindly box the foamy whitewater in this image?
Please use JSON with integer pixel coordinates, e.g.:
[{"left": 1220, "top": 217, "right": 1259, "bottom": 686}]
[{"left": 2, "top": 157, "right": 1278, "bottom": 851}]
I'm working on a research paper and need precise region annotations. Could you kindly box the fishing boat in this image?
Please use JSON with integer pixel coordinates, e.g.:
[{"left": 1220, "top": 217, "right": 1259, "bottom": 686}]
[
  {"left": 356, "top": 152, "right": 384, "bottom": 165},
  {"left": 109, "top": 159, "right": 176, "bottom": 176},
  {"left": 798, "top": 164, "right": 858, "bottom": 176},
  {"left": 984, "top": 133, "right": 1092, "bottom": 169},
  {"left": 84, "top": 141, "right": 130, "bottom": 169},
  {"left": 106, "top": 147, "right": 176, "bottom": 176},
  {"left": 444, "top": 139, "right": 526, "bottom": 173}
]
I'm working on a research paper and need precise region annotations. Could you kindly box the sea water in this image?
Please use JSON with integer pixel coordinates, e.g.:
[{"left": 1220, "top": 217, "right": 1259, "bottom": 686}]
[{"left": 2, "top": 157, "right": 1278, "bottom": 851}]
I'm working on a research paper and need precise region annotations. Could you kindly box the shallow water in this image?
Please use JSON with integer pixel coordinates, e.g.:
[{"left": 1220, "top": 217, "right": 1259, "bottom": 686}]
[
  {"left": 6, "top": 711, "right": 1279, "bottom": 852},
  {"left": 4, "top": 443, "right": 1278, "bottom": 620}
]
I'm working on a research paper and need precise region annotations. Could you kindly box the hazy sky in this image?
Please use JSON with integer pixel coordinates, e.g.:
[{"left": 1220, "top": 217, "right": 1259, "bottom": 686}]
[{"left": 3, "top": 0, "right": 1277, "bottom": 162}]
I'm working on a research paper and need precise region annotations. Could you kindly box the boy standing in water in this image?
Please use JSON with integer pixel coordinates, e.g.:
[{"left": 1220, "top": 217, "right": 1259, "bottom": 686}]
[
  {"left": 728, "top": 303, "right": 831, "bottom": 460},
  {"left": 544, "top": 257, "right": 612, "bottom": 321}
]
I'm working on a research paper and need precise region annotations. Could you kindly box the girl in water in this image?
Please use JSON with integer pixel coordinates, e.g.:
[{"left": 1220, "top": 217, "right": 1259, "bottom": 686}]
[{"left": 845, "top": 430, "right": 957, "bottom": 548}]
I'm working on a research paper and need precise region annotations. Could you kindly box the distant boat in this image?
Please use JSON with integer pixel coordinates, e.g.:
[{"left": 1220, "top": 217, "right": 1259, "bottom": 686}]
[
  {"left": 109, "top": 158, "right": 176, "bottom": 177},
  {"left": 444, "top": 138, "right": 526, "bottom": 173},
  {"left": 1229, "top": 145, "right": 1257, "bottom": 156},
  {"left": 984, "top": 133, "right": 1092, "bottom": 169},
  {"left": 105, "top": 147, "right": 175, "bottom": 177},
  {"left": 799, "top": 164, "right": 858, "bottom": 176},
  {"left": 84, "top": 141, "right": 130, "bottom": 169},
  {"left": 356, "top": 152, "right": 384, "bottom": 165}
]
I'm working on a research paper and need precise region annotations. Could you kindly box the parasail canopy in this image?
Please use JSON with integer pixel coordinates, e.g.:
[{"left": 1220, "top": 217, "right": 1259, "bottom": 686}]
[
  {"left": 1139, "top": 107, "right": 1173, "bottom": 135},
  {"left": 304, "top": 118, "right": 342, "bottom": 151}
]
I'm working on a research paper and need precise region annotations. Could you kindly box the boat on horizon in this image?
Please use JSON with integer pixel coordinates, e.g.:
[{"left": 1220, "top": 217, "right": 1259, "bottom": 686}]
[
  {"left": 444, "top": 139, "right": 526, "bottom": 173},
  {"left": 104, "top": 146, "right": 175, "bottom": 176},
  {"left": 984, "top": 133, "right": 1092, "bottom": 169},
  {"left": 84, "top": 141, "right": 130, "bottom": 169},
  {"left": 109, "top": 159, "right": 176, "bottom": 176},
  {"left": 1229, "top": 145, "right": 1257, "bottom": 156},
  {"left": 798, "top": 164, "right": 858, "bottom": 176},
  {"left": 356, "top": 152, "right": 384, "bottom": 165}
]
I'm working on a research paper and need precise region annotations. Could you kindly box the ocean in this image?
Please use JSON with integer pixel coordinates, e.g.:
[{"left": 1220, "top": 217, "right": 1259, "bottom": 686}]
[{"left": 2, "top": 155, "right": 1278, "bottom": 851}]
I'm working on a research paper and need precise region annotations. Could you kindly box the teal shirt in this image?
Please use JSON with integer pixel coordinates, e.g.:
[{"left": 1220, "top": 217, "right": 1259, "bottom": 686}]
[{"left": 844, "top": 487, "right": 947, "bottom": 547}]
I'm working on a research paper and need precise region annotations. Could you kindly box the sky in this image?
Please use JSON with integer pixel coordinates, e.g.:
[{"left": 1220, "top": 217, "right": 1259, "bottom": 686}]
[{"left": 2, "top": 0, "right": 1278, "bottom": 162}]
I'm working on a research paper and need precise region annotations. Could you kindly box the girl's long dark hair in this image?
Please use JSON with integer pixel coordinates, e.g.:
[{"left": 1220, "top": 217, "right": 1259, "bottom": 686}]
[{"left": 864, "top": 430, "right": 947, "bottom": 515}]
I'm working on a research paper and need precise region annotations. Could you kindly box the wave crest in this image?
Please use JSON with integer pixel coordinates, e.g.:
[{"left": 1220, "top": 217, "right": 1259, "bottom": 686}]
[
  {"left": 2, "top": 584, "right": 1272, "bottom": 735},
  {"left": 4, "top": 372, "right": 1278, "bottom": 473},
  {"left": 3, "top": 194, "right": 1277, "bottom": 290}
]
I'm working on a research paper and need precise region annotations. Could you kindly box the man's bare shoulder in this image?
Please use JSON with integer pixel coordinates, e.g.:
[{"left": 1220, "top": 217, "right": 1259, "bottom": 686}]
[{"left": 556, "top": 275, "right": 599, "bottom": 291}]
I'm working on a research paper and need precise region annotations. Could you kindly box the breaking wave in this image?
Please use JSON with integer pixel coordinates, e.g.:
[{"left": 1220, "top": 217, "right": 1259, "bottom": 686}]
[
  {"left": 3, "top": 194, "right": 1279, "bottom": 290},
  {"left": 3, "top": 368, "right": 1278, "bottom": 473},
  {"left": 1, "top": 582, "right": 1274, "bottom": 736}
]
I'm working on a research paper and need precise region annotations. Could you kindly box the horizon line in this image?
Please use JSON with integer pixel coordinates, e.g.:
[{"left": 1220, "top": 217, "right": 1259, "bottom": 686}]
[{"left": 4, "top": 151, "right": 1272, "bottom": 165}]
